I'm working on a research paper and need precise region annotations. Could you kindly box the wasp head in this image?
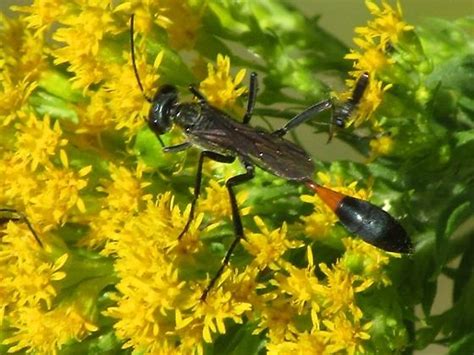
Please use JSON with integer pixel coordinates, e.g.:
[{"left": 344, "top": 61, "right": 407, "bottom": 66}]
[{"left": 148, "top": 85, "right": 178, "bottom": 135}]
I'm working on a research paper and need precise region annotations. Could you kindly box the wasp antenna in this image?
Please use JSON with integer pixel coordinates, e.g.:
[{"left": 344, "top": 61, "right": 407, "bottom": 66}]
[{"left": 130, "top": 14, "right": 153, "bottom": 103}]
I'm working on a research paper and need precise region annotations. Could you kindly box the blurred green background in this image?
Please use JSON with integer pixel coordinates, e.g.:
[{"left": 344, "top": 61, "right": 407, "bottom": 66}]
[
  {"left": 299, "top": 0, "right": 472, "bottom": 44},
  {"left": 1, "top": 1, "right": 471, "bottom": 354}
]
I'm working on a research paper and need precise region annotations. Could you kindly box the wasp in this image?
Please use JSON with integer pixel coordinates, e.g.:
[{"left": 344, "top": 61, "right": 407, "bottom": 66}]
[{"left": 130, "top": 16, "right": 412, "bottom": 300}]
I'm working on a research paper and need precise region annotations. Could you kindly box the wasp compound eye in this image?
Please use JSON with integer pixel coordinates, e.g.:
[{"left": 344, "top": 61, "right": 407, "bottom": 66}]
[{"left": 148, "top": 85, "right": 178, "bottom": 135}]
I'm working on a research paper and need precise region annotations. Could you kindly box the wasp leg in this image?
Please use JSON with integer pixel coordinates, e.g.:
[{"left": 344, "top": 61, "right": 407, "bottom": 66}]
[
  {"left": 242, "top": 72, "right": 258, "bottom": 125},
  {"left": 188, "top": 85, "right": 207, "bottom": 104},
  {"left": 201, "top": 160, "right": 254, "bottom": 301},
  {"left": 178, "top": 151, "right": 235, "bottom": 241},
  {"left": 162, "top": 141, "right": 192, "bottom": 153},
  {"left": 273, "top": 100, "right": 333, "bottom": 137}
]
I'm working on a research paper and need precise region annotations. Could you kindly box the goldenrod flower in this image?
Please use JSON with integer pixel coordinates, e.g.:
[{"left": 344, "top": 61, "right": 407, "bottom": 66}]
[
  {"left": 12, "top": 0, "right": 67, "bottom": 34},
  {"left": 52, "top": 3, "right": 116, "bottom": 91},
  {"left": 369, "top": 134, "right": 394, "bottom": 159},
  {"left": 0, "top": 222, "right": 69, "bottom": 354},
  {"left": 254, "top": 298, "right": 300, "bottom": 344},
  {"left": 321, "top": 315, "right": 372, "bottom": 355},
  {"left": 102, "top": 193, "right": 191, "bottom": 351},
  {"left": 26, "top": 151, "right": 91, "bottom": 227},
  {"left": 14, "top": 113, "right": 68, "bottom": 171},
  {"left": 341, "top": 238, "right": 392, "bottom": 287},
  {"left": 115, "top": 1, "right": 173, "bottom": 34},
  {"left": 199, "top": 54, "right": 247, "bottom": 111},
  {"left": 319, "top": 262, "right": 373, "bottom": 321},
  {"left": 3, "top": 302, "right": 97, "bottom": 354},
  {"left": 0, "top": 14, "right": 45, "bottom": 80},
  {"left": 1, "top": 0, "right": 461, "bottom": 353},
  {"left": 338, "top": 0, "right": 414, "bottom": 131},
  {"left": 360, "top": 0, "right": 414, "bottom": 48},
  {"left": 242, "top": 216, "right": 303, "bottom": 270},
  {"left": 272, "top": 247, "right": 323, "bottom": 314},
  {"left": 0, "top": 153, "right": 40, "bottom": 208},
  {"left": 80, "top": 163, "right": 152, "bottom": 248},
  {"left": 198, "top": 178, "right": 251, "bottom": 222},
  {"left": 104, "top": 51, "right": 163, "bottom": 135},
  {"left": 266, "top": 331, "right": 327, "bottom": 355},
  {"left": 190, "top": 285, "right": 252, "bottom": 343},
  {"left": 0, "top": 75, "right": 36, "bottom": 126},
  {"left": 0, "top": 222, "right": 67, "bottom": 312},
  {"left": 160, "top": 0, "right": 202, "bottom": 49}
]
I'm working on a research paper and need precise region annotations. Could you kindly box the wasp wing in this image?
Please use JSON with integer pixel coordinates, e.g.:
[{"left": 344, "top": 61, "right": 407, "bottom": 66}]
[{"left": 188, "top": 110, "right": 314, "bottom": 181}]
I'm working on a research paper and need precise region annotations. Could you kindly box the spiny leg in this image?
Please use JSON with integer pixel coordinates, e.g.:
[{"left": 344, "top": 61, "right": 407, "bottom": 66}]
[
  {"left": 242, "top": 72, "right": 258, "bottom": 125},
  {"left": 0, "top": 208, "right": 43, "bottom": 247},
  {"left": 178, "top": 151, "right": 235, "bottom": 241},
  {"left": 272, "top": 72, "right": 370, "bottom": 141},
  {"left": 201, "top": 161, "right": 255, "bottom": 301}
]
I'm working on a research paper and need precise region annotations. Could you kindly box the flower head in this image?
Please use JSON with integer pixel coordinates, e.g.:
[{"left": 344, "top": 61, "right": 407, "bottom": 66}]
[
  {"left": 104, "top": 51, "right": 163, "bottom": 135},
  {"left": 272, "top": 247, "right": 324, "bottom": 314},
  {"left": 360, "top": 0, "right": 414, "bottom": 48},
  {"left": 199, "top": 54, "right": 247, "bottom": 112},
  {"left": 242, "top": 216, "right": 303, "bottom": 270},
  {"left": 339, "top": 0, "right": 413, "bottom": 129},
  {"left": 0, "top": 0, "right": 423, "bottom": 353},
  {"left": 3, "top": 302, "right": 97, "bottom": 354},
  {"left": 198, "top": 178, "right": 251, "bottom": 222},
  {"left": 14, "top": 114, "right": 68, "bottom": 171},
  {"left": 0, "top": 220, "right": 67, "bottom": 313}
]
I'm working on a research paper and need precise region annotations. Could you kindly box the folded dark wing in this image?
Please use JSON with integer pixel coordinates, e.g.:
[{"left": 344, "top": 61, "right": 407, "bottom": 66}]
[{"left": 189, "top": 118, "right": 314, "bottom": 181}]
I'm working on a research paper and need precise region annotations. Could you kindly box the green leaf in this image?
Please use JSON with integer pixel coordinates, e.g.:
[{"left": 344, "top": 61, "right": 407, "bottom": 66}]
[
  {"left": 444, "top": 202, "right": 472, "bottom": 240},
  {"left": 421, "top": 280, "right": 437, "bottom": 317},
  {"left": 415, "top": 314, "right": 447, "bottom": 349},
  {"left": 435, "top": 201, "right": 472, "bottom": 272},
  {"left": 449, "top": 332, "right": 474, "bottom": 355},
  {"left": 453, "top": 238, "right": 474, "bottom": 303},
  {"left": 30, "top": 90, "right": 80, "bottom": 123},
  {"left": 208, "top": 322, "right": 264, "bottom": 355},
  {"left": 60, "top": 330, "right": 124, "bottom": 354},
  {"left": 451, "top": 269, "right": 474, "bottom": 340},
  {"left": 454, "top": 130, "right": 474, "bottom": 148}
]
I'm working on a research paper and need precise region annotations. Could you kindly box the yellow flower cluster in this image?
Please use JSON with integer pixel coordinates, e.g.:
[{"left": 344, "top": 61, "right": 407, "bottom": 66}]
[
  {"left": 0, "top": 0, "right": 405, "bottom": 353},
  {"left": 199, "top": 54, "right": 248, "bottom": 114},
  {"left": 339, "top": 0, "right": 414, "bottom": 158}
]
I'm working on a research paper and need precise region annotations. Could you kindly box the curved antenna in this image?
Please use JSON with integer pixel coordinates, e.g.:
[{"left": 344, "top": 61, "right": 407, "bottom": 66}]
[
  {"left": 130, "top": 15, "right": 166, "bottom": 149},
  {"left": 130, "top": 14, "right": 152, "bottom": 103}
]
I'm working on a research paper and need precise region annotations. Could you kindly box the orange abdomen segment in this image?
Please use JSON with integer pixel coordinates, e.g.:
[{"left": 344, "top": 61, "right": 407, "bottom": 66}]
[
  {"left": 305, "top": 181, "right": 412, "bottom": 253},
  {"left": 308, "top": 182, "right": 346, "bottom": 213}
]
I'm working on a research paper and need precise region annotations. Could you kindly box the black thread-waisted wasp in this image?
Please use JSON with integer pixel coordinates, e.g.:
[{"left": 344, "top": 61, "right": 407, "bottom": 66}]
[{"left": 129, "top": 16, "right": 412, "bottom": 300}]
